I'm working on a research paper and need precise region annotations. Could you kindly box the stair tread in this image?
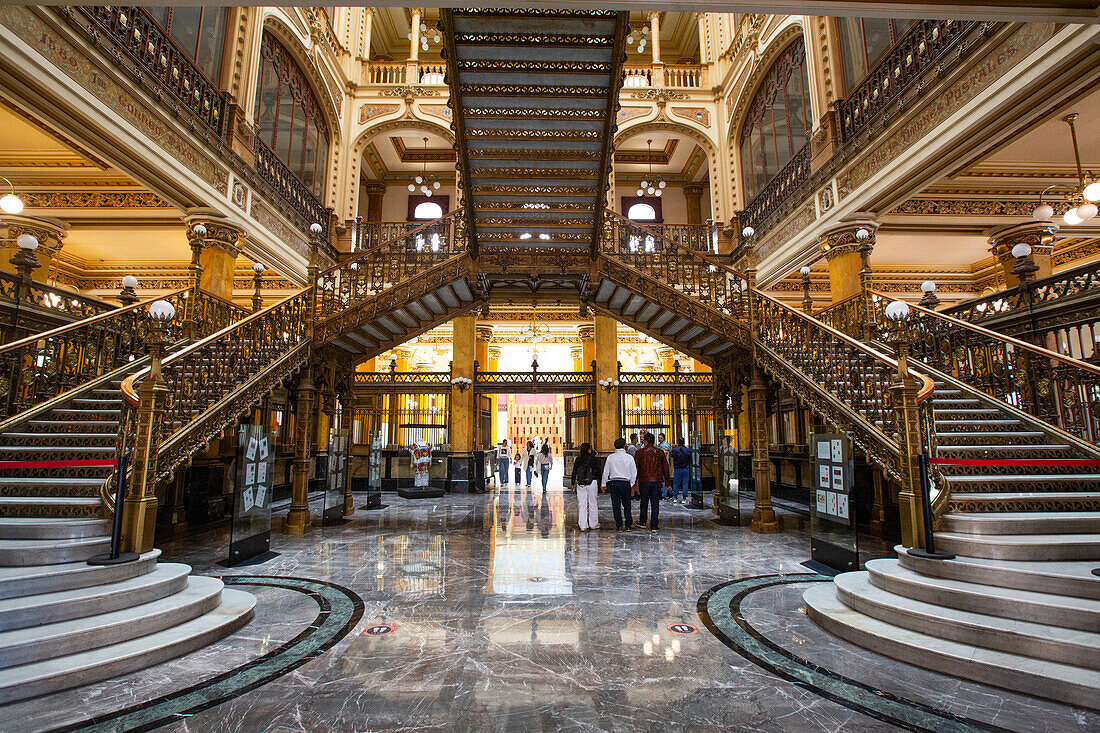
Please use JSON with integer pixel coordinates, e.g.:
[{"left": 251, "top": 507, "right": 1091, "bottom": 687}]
[
  {"left": 835, "top": 571, "right": 1100, "bottom": 659},
  {"left": 0, "top": 434, "right": 114, "bottom": 440},
  {"left": 934, "top": 531, "right": 1100, "bottom": 546},
  {"left": 0, "top": 550, "right": 159, "bottom": 586},
  {"left": 0, "top": 477, "right": 104, "bottom": 484},
  {"left": 805, "top": 583, "right": 1100, "bottom": 706},
  {"left": 946, "top": 474, "right": 1100, "bottom": 481},
  {"left": 942, "top": 511, "right": 1100, "bottom": 521},
  {"left": 0, "top": 562, "right": 191, "bottom": 617},
  {"left": 897, "top": 547, "right": 1100, "bottom": 584},
  {"left": 0, "top": 497, "right": 100, "bottom": 505},
  {"left": 0, "top": 588, "right": 254, "bottom": 704},
  {"left": 937, "top": 444, "right": 1071, "bottom": 451},
  {"left": 0, "top": 536, "right": 111, "bottom": 551},
  {"left": 866, "top": 558, "right": 1100, "bottom": 615},
  {"left": 951, "top": 491, "right": 1100, "bottom": 500}
]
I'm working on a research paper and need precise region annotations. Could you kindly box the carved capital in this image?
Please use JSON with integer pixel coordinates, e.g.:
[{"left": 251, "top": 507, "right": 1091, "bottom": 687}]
[
  {"left": 184, "top": 210, "right": 246, "bottom": 257},
  {"left": 576, "top": 324, "right": 595, "bottom": 342},
  {"left": 0, "top": 215, "right": 69, "bottom": 259},
  {"left": 987, "top": 221, "right": 1057, "bottom": 262},
  {"left": 475, "top": 324, "right": 495, "bottom": 342},
  {"left": 820, "top": 216, "right": 879, "bottom": 261}
]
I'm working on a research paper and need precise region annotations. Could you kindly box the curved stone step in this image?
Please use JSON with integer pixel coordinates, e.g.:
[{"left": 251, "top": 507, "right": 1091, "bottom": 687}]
[
  {"left": 0, "top": 535, "right": 112, "bottom": 566},
  {"left": 804, "top": 583, "right": 1100, "bottom": 710},
  {"left": 0, "top": 517, "right": 111, "bottom": 540},
  {"left": 949, "top": 492, "right": 1100, "bottom": 513},
  {"left": 897, "top": 549, "right": 1100, "bottom": 600},
  {"left": 834, "top": 571, "right": 1100, "bottom": 670},
  {"left": 0, "top": 478, "right": 105, "bottom": 498},
  {"left": 0, "top": 562, "right": 190, "bottom": 631},
  {"left": 0, "top": 550, "right": 159, "bottom": 600},
  {"left": 0, "top": 575, "right": 223, "bottom": 669},
  {"left": 933, "top": 531, "right": 1100, "bottom": 561},
  {"left": 0, "top": 587, "right": 254, "bottom": 704},
  {"left": 0, "top": 496, "right": 101, "bottom": 519},
  {"left": 940, "top": 512, "right": 1100, "bottom": 535},
  {"left": 865, "top": 558, "right": 1100, "bottom": 632}
]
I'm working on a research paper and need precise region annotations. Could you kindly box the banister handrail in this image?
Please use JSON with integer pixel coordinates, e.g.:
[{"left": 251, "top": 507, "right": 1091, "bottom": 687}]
[
  {"left": 0, "top": 288, "right": 189, "bottom": 357},
  {"left": 812, "top": 292, "right": 862, "bottom": 319},
  {"left": 602, "top": 209, "right": 741, "bottom": 279},
  {"left": 316, "top": 208, "right": 466, "bottom": 278},
  {"left": 869, "top": 288, "right": 1100, "bottom": 378}
]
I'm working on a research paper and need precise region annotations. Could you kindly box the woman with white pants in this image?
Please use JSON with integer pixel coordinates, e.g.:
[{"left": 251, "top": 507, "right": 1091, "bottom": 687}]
[{"left": 570, "top": 443, "right": 600, "bottom": 531}]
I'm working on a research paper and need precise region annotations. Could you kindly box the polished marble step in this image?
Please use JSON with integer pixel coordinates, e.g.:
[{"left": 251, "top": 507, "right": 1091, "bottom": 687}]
[
  {"left": 865, "top": 558, "right": 1100, "bottom": 632},
  {"left": 0, "top": 496, "right": 101, "bottom": 519},
  {"left": 0, "top": 562, "right": 189, "bottom": 631},
  {"left": 897, "top": 549, "right": 1100, "bottom": 600},
  {"left": 940, "top": 511, "right": 1100, "bottom": 535},
  {"left": 0, "top": 535, "right": 111, "bottom": 566},
  {"left": 934, "top": 531, "right": 1100, "bottom": 561},
  {"left": 833, "top": 571, "right": 1100, "bottom": 670},
  {"left": 23, "top": 420, "right": 119, "bottom": 434},
  {"left": 804, "top": 583, "right": 1100, "bottom": 710},
  {"left": 0, "top": 517, "right": 110, "bottom": 540},
  {"left": 0, "top": 587, "right": 254, "bottom": 704},
  {"left": 0, "top": 575, "right": 223, "bottom": 669},
  {"left": 945, "top": 473, "right": 1100, "bottom": 489},
  {"left": 0, "top": 477, "right": 105, "bottom": 498},
  {"left": 0, "top": 550, "right": 159, "bottom": 600},
  {"left": 936, "top": 444, "right": 1074, "bottom": 456},
  {"left": 948, "top": 492, "right": 1100, "bottom": 514},
  {"left": 0, "top": 432, "right": 116, "bottom": 446}
]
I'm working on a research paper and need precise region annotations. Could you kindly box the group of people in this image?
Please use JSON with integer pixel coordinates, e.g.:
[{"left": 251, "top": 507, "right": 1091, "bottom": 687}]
[
  {"left": 496, "top": 438, "right": 554, "bottom": 493},
  {"left": 571, "top": 431, "right": 693, "bottom": 534}
]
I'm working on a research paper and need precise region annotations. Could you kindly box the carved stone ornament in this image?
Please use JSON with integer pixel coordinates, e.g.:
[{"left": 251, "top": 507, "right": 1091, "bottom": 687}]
[
  {"left": 359, "top": 103, "right": 401, "bottom": 123},
  {"left": 380, "top": 85, "right": 441, "bottom": 99}
]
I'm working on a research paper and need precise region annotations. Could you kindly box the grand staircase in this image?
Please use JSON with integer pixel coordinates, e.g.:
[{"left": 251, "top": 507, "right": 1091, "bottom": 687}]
[
  {"left": 803, "top": 295, "right": 1100, "bottom": 708},
  {"left": 0, "top": 295, "right": 255, "bottom": 704}
]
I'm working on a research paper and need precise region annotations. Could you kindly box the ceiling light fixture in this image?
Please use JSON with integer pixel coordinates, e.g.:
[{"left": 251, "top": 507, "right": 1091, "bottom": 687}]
[
  {"left": 636, "top": 139, "right": 666, "bottom": 198},
  {"left": 1032, "top": 113, "right": 1099, "bottom": 225},
  {"left": 0, "top": 176, "right": 24, "bottom": 215},
  {"left": 407, "top": 137, "right": 441, "bottom": 197},
  {"left": 625, "top": 24, "right": 649, "bottom": 54},
  {"left": 407, "top": 20, "right": 441, "bottom": 54}
]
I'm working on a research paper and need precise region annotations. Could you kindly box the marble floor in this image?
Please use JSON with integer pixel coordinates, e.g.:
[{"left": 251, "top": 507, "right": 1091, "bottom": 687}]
[{"left": 5, "top": 485, "right": 1097, "bottom": 733}]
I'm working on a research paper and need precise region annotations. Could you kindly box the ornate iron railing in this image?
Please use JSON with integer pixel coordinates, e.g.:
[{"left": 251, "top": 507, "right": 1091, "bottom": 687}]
[
  {"left": 316, "top": 209, "right": 467, "bottom": 324},
  {"left": 740, "top": 143, "right": 810, "bottom": 239},
  {"left": 74, "top": 6, "right": 228, "bottom": 135},
  {"left": 813, "top": 294, "right": 863, "bottom": 338},
  {"left": 838, "top": 20, "right": 977, "bottom": 143},
  {"left": 474, "top": 371, "right": 595, "bottom": 392},
  {"left": 601, "top": 210, "right": 747, "bottom": 323},
  {"left": 0, "top": 274, "right": 120, "bottom": 342},
  {"left": 254, "top": 139, "right": 332, "bottom": 246},
  {"left": 618, "top": 371, "right": 714, "bottom": 391},
  {"left": 868, "top": 289, "right": 1100, "bottom": 444},
  {"left": 188, "top": 290, "right": 250, "bottom": 338},
  {"left": 353, "top": 371, "right": 452, "bottom": 387},
  {"left": 644, "top": 224, "right": 715, "bottom": 254},
  {"left": 0, "top": 289, "right": 190, "bottom": 422},
  {"left": 349, "top": 219, "right": 418, "bottom": 252}
]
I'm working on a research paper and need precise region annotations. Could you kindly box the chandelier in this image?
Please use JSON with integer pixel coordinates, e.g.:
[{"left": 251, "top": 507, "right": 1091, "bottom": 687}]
[
  {"left": 625, "top": 24, "right": 649, "bottom": 54},
  {"left": 407, "top": 137, "right": 441, "bottom": 197},
  {"left": 1032, "top": 114, "right": 1099, "bottom": 226},
  {"left": 636, "top": 139, "right": 665, "bottom": 198},
  {"left": 524, "top": 319, "right": 550, "bottom": 344},
  {"left": 407, "top": 21, "right": 441, "bottom": 54}
]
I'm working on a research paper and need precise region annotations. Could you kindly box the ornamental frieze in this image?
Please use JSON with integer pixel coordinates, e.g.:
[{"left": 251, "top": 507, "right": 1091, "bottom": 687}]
[
  {"left": 892, "top": 199, "right": 1035, "bottom": 217},
  {"left": 18, "top": 192, "right": 173, "bottom": 209},
  {"left": 670, "top": 107, "right": 711, "bottom": 128},
  {"left": 359, "top": 103, "right": 401, "bottom": 124}
]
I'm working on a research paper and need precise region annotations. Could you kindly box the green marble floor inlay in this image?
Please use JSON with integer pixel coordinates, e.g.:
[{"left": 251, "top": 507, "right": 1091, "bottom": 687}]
[
  {"left": 50, "top": 575, "right": 364, "bottom": 733},
  {"left": 698, "top": 573, "right": 1007, "bottom": 733}
]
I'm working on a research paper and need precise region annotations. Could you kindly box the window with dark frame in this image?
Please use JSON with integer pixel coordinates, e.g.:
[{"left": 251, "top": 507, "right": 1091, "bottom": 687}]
[
  {"left": 738, "top": 38, "right": 813, "bottom": 203},
  {"left": 408, "top": 194, "right": 450, "bottom": 221},
  {"left": 146, "top": 7, "right": 229, "bottom": 84},
  {"left": 254, "top": 32, "right": 331, "bottom": 200},
  {"left": 836, "top": 18, "right": 917, "bottom": 95},
  {"left": 621, "top": 196, "right": 664, "bottom": 223}
]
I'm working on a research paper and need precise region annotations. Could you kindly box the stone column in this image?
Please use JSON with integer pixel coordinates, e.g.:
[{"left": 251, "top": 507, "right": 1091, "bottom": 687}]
[
  {"left": 658, "top": 347, "right": 676, "bottom": 372},
  {"left": 285, "top": 369, "right": 316, "bottom": 535},
  {"left": 488, "top": 345, "right": 501, "bottom": 445},
  {"left": 407, "top": 6, "right": 422, "bottom": 85},
  {"left": 364, "top": 183, "right": 386, "bottom": 223},
  {"left": 748, "top": 366, "right": 778, "bottom": 533},
  {"left": 451, "top": 315, "right": 476, "bottom": 452},
  {"left": 578, "top": 324, "right": 595, "bottom": 370},
  {"left": 819, "top": 219, "right": 876, "bottom": 305},
  {"left": 184, "top": 211, "right": 244, "bottom": 302},
  {"left": 648, "top": 11, "right": 663, "bottom": 86},
  {"left": 474, "top": 323, "right": 493, "bottom": 449},
  {"left": 593, "top": 315, "right": 619, "bottom": 452},
  {"left": 988, "top": 221, "right": 1056, "bottom": 288},
  {"left": 571, "top": 345, "right": 583, "bottom": 372},
  {"left": 683, "top": 184, "right": 704, "bottom": 226},
  {"left": 0, "top": 216, "right": 68, "bottom": 279}
]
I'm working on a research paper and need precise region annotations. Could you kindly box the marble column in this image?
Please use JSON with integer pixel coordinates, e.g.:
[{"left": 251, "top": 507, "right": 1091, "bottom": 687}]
[
  {"left": 579, "top": 324, "right": 595, "bottom": 371},
  {"left": 451, "top": 315, "right": 476, "bottom": 452},
  {"left": 683, "top": 184, "right": 704, "bottom": 226},
  {"left": 285, "top": 369, "right": 316, "bottom": 535},
  {"left": 593, "top": 315, "right": 619, "bottom": 453},
  {"left": 488, "top": 345, "right": 501, "bottom": 445},
  {"left": 749, "top": 366, "right": 778, "bottom": 533},
  {"left": 185, "top": 212, "right": 244, "bottom": 302},
  {"left": 819, "top": 219, "right": 877, "bottom": 305},
  {"left": 648, "top": 11, "right": 663, "bottom": 85},
  {"left": 988, "top": 221, "right": 1056, "bottom": 288}
]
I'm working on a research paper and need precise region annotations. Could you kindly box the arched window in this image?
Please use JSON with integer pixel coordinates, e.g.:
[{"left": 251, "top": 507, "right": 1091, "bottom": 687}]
[
  {"left": 738, "top": 38, "right": 812, "bottom": 203},
  {"left": 254, "top": 32, "right": 330, "bottom": 199},
  {"left": 837, "top": 19, "right": 916, "bottom": 94},
  {"left": 626, "top": 202, "right": 657, "bottom": 221},
  {"left": 413, "top": 201, "right": 443, "bottom": 220},
  {"left": 146, "top": 7, "right": 228, "bottom": 83}
]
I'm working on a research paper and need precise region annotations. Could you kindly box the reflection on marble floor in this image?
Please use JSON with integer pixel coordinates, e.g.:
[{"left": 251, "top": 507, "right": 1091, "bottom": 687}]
[{"left": 8, "top": 489, "right": 1097, "bottom": 733}]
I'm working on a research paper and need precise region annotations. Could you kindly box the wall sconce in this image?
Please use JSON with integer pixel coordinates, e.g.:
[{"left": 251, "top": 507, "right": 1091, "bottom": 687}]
[
  {"left": 598, "top": 378, "right": 620, "bottom": 393},
  {"left": 451, "top": 376, "right": 472, "bottom": 392}
]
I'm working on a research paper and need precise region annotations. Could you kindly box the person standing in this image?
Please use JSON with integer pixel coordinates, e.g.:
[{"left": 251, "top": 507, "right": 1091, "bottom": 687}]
[
  {"left": 670, "top": 437, "right": 692, "bottom": 503},
  {"left": 513, "top": 447, "right": 523, "bottom": 486},
  {"left": 571, "top": 442, "right": 599, "bottom": 531},
  {"left": 657, "top": 433, "right": 673, "bottom": 498},
  {"left": 635, "top": 432, "right": 671, "bottom": 531},
  {"left": 626, "top": 433, "right": 639, "bottom": 456},
  {"left": 536, "top": 442, "right": 553, "bottom": 493},
  {"left": 601, "top": 437, "right": 637, "bottom": 530},
  {"left": 523, "top": 440, "right": 535, "bottom": 488},
  {"left": 497, "top": 438, "right": 511, "bottom": 488}
]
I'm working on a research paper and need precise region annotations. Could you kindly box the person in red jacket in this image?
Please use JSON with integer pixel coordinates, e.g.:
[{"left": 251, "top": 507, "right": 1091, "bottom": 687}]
[{"left": 634, "top": 432, "right": 671, "bottom": 531}]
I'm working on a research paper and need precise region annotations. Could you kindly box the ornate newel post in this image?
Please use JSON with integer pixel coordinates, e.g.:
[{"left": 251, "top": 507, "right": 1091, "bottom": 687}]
[
  {"left": 251, "top": 262, "right": 265, "bottom": 312},
  {"left": 799, "top": 266, "right": 813, "bottom": 315},
  {"left": 918, "top": 280, "right": 940, "bottom": 310},
  {"left": 885, "top": 300, "right": 926, "bottom": 549},
  {"left": 121, "top": 299, "right": 175, "bottom": 553},
  {"left": 746, "top": 264, "right": 778, "bottom": 533},
  {"left": 117, "top": 275, "right": 140, "bottom": 306}
]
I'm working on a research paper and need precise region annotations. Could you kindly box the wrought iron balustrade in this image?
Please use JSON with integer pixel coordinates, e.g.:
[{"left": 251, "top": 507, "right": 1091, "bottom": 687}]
[
  {"left": 601, "top": 210, "right": 747, "bottom": 323},
  {"left": 353, "top": 371, "right": 452, "bottom": 390},
  {"left": 739, "top": 143, "right": 810, "bottom": 240},
  {"left": 838, "top": 20, "right": 978, "bottom": 144},
  {"left": 188, "top": 290, "right": 250, "bottom": 338},
  {"left": 618, "top": 371, "right": 714, "bottom": 392},
  {"left": 0, "top": 288, "right": 190, "bottom": 423},
  {"left": 813, "top": 294, "right": 864, "bottom": 338},
  {"left": 316, "top": 209, "right": 467, "bottom": 324},
  {"left": 0, "top": 273, "right": 119, "bottom": 342},
  {"left": 72, "top": 6, "right": 227, "bottom": 135},
  {"left": 254, "top": 139, "right": 332, "bottom": 247},
  {"left": 349, "top": 219, "right": 418, "bottom": 252},
  {"left": 868, "top": 289, "right": 1100, "bottom": 445},
  {"left": 474, "top": 371, "right": 595, "bottom": 392}
]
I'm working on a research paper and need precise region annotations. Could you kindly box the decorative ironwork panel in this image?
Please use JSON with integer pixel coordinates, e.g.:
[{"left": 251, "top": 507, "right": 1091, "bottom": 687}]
[
  {"left": 740, "top": 144, "right": 809, "bottom": 240},
  {"left": 475, "top": 371, "right": 595, "bottom": 393},
  {"left": 255, "top": 139, "right": 332, "bottom": 247}
]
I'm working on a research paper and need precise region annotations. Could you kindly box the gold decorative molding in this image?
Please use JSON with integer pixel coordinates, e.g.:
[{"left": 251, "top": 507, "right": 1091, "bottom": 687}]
[{"left": 359, "top": 103, "right": 401, "bottom": 124}]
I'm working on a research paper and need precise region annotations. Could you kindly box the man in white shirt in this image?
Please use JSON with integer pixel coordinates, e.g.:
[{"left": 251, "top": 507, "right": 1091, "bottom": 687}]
[{"left": 601, "top": 437, "right": 638, "bottom": 530}]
